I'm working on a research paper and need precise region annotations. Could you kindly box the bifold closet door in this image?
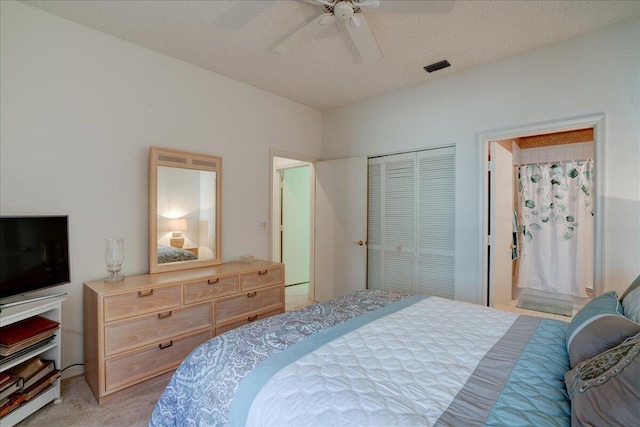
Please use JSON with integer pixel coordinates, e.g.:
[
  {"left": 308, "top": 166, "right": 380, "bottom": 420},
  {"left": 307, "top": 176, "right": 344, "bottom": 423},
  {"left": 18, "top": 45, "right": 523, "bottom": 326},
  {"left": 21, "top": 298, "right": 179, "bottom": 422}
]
[
  {"left": 367, "top": 153, "right": 416, "bottom": 293},
  {"left": 367, "top": 158, "right": 383, "bottom": 290},
  {"left": 416, "top": 148, "right": 455, "bottom": 298},
  {"left": 367, "top": 147, "right": 455, "bottom": 298}
]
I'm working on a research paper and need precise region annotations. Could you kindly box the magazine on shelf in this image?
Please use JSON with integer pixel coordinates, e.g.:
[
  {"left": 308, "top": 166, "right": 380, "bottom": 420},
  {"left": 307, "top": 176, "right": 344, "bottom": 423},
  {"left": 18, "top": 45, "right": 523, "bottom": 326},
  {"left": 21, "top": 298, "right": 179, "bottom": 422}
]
[
  {"left": 0, "top": 376, "right": 23, "bottom": 401},
  {"left": 0, "top": 316, "right": 59, "bottom": 358},
  {"left": 0, "top": 315, "right": 60, "bottom": 347},
  {"left": 0, "top": 392, "right": 26, "bottom": 418},
  {"left": 21, "top": 369, "right": 60, "bottom": 401},
  {"left": 0, "top": 336, "right": 56, "bottom": 367},
  {"left": 23, "top": 360, "right": 54, "bottom": 390},
  {"left": 0, "top": 372, "right": 12, "bottom": 388},
  {"left": 9, "top": 358, "right": 55, "bottom": 390},
  {"left": 5, "top": 356, "right": 44, "bottom": 379},
  {"left": 0, "top": 328, "right": 58, "bottom": 356}
]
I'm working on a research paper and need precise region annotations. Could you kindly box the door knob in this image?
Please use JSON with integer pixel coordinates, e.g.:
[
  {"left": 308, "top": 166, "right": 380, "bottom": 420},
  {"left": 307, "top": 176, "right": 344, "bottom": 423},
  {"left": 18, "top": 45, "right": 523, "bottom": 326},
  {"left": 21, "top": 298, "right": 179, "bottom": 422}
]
[{"left": 353, "top": 240, "right": 365, "bottom": 246}]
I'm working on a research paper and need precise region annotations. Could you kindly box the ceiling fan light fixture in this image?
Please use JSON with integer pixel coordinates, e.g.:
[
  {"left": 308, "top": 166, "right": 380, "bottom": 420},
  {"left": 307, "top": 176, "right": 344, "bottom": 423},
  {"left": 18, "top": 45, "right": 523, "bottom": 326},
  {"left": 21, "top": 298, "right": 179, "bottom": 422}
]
[
  {"left": 424, "top": 60, "right": 451, "bottom": 73},
  {"left": 278, "top": 0, "right": 454, "bottom": 62},
  {"left": 333, "top": 1, "right": 354, "bottom": 20}
]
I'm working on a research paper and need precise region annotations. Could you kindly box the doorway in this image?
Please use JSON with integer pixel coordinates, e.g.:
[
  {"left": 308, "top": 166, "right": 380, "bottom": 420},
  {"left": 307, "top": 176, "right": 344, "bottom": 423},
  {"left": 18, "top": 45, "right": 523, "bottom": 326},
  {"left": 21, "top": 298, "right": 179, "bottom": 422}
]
[
  {"left": 270, "top": 151, "right": 316, "bottom": 311},
  {"left": 480, "top": 114, "right": 605, "bottom": 310},
  {"left": 271, "top": 152, "right": 369, "bottom": 306},
  {"left": 280, "top": 166, "right": 311, "bottom": 288}
]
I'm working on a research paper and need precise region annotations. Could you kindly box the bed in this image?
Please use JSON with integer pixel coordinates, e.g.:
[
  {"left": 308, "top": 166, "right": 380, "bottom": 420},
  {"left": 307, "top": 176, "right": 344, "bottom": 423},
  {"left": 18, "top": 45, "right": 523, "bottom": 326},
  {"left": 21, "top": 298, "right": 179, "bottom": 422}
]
[
  {"left": 157, "top": 245, "right": 198, "bottom": 264},
  {"left": 150, "top": 287, "right": 640, "bottom": 427}
]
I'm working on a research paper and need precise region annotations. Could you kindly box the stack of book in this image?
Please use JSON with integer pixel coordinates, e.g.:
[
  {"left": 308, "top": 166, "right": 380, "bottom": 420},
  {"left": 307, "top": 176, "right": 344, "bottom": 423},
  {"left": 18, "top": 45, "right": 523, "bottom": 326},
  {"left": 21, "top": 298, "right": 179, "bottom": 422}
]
[
  {"left": 0, "top": 315, "right": 62, "bottom": 418},
  {"left": 0, "top": 373, "right": 24, "bottom": 416},
  {"left": 0, "top": 316, "right": 60, "bottom": 359},
  {"left": 0, "top": 356, "right": 60, "bottom": 417}
]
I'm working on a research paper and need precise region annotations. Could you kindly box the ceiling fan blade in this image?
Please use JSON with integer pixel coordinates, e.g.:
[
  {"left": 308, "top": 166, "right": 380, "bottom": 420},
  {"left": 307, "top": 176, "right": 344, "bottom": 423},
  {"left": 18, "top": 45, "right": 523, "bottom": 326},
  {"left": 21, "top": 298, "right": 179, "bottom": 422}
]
[
  {"left": 275, "top": 13, "right": 336, "bottom": 54},
  {"left": 304, "top": 0, "right": 335, "bottom": 7},
  {"left": 345, "top": 13, "right": 383, "bottom": 62},
  {"left": 353, "top": 0, "right": 381, "bottom": 10},
  {"left": 368, "top": 0, "right": 455, "bottom": 14}
]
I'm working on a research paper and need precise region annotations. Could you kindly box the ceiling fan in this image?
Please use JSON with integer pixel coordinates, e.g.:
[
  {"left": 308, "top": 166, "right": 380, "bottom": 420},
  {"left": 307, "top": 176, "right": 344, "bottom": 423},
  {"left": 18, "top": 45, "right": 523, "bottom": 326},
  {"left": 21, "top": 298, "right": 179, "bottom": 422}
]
[{"left": 275, "top": 0, "right": 455, "bottom": 62}]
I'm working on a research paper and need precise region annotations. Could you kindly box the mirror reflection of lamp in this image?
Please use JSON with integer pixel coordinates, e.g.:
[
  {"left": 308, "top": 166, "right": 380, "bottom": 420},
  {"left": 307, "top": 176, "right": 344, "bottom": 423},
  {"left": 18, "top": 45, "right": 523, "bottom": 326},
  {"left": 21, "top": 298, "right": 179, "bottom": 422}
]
[{"left": 169, "top": 218, "right": 187, "bottom": 248}]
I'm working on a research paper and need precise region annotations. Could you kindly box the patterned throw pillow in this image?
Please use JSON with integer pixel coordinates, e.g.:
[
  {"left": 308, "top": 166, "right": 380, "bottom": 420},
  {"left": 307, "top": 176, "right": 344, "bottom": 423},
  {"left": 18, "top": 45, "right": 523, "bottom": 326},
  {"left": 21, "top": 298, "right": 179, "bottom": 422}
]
[
  {"left": 565, "top": 333, "right": 640, "bottom": 427},
  {"left": 566, "top": 291, "right": 640, "bottom": 368}
]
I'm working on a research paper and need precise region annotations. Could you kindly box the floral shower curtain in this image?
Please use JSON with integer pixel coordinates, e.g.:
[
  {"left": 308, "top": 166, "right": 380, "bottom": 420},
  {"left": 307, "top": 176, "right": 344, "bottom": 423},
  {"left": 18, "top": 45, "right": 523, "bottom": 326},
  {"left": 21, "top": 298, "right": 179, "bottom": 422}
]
[{"left": 516, "top": 160, "right": 594, "bottom": 297}]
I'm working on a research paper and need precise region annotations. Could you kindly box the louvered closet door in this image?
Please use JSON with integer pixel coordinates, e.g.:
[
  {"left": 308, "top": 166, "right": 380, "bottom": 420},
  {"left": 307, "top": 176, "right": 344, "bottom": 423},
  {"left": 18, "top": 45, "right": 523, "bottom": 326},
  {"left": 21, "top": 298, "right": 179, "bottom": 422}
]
[
  {"left": 367, "top": 153, "right": 416, "bottom": 294},
  {"left": 367, "top": 147, "right": 455, "bottom": 298},
  {"left": 367, "top": 158, "right": 383, "bottom": 290},
  {"left": 416, "top": 147, "right": 455, "bottom": 298},
  {"left": 382, "top": 153, "right": 416, "bottom": 293}
]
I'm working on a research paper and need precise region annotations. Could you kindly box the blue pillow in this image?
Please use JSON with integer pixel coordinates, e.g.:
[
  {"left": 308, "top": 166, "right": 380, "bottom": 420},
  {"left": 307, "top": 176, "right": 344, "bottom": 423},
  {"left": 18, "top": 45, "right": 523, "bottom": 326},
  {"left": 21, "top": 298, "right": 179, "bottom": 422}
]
[
  {"left": 566, "top": 291, "right": 640, "bottom": 368},
  {"left": 622, "top": 287, "right": 640, "bottom": 324},
  {"left": 619, "top": 274, "right": 640, "bottom": 302}
]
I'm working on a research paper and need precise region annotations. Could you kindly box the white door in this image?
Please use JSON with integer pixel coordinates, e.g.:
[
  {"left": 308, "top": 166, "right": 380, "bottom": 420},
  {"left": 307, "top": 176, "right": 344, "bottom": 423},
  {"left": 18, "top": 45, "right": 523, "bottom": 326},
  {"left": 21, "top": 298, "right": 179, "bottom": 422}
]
[
  {"left": 314, "top": 157, "right": 368, "bottom": 302},
  {"left": 489, "top": 141, "right": 514, "bottom": 308}
]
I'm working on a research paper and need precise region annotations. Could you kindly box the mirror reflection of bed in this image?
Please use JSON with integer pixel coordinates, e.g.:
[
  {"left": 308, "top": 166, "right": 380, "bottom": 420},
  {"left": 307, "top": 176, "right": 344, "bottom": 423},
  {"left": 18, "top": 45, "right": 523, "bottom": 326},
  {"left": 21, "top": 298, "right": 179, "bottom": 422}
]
[
  {"left": 149, "top": 147, "right": 222, "bottom": 273},
  {"left": 156, "top": 244, "right": 198, "bottom": 264}
]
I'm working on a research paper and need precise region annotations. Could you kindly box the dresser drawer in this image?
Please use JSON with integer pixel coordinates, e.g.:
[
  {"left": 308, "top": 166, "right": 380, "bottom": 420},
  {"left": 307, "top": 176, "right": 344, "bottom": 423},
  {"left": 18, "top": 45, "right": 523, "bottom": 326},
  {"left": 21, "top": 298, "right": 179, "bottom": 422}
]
[
  {"left": 103, "top": 285, "right": 181, "bottom": 322},
  {"left": 104, "top": 330, "right": 210, "bottom": 392},
  {"left": 183, "top": 275, "right": 238, "bottom": 305},
  {"left": 240, "top": 266, "right": 284, "bottom": 292},
  {"left": 215, "top": 284, "right": 284, "bottom": 324},
  {"left": 215, "top": 307, "right": 283, "bottom": 336},
  {"left": 104, "top": 303, "right": 212, "bottom": 356}
]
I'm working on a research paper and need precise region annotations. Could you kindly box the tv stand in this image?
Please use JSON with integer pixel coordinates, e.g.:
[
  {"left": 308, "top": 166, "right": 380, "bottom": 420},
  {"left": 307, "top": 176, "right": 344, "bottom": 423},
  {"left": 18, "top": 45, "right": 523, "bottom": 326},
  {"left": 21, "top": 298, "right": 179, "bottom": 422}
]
[
  {"left": 0, "top": 292, "right": 68, "bottom": 311},
  {"left": 0, "top": 296, "right": 65, "bottom": 426}
]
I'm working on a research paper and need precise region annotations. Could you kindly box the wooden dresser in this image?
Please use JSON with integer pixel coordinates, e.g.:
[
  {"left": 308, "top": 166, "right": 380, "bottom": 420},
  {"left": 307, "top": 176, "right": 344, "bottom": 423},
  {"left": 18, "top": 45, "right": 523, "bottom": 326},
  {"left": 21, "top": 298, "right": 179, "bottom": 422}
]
[{"left": 83, "top": 260, "right": 284, "bottom": 404}]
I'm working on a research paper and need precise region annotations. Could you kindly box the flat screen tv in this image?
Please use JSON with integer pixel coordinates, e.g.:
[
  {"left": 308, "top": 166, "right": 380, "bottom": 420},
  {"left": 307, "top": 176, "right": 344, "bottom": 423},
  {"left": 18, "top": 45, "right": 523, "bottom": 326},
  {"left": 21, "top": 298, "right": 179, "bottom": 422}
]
[{"left": 0, "top": 216, "right": 70, "bottom": 302}]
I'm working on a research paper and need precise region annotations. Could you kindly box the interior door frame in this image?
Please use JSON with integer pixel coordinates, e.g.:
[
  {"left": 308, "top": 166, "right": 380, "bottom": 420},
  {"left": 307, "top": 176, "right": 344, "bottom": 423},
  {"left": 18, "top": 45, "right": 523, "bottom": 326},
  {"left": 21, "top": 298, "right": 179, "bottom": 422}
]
[
  {"left": 488, "top": 141, "right": 515, "bottom": 308},
  {"left": 279, "top": 164, "right": 312, "bottom": 286},
  {"left": 479, "top": 114, "right": 605, "bottom": 307},
  {"left": 270, "top": 149, "right": 319, "bottom": 296}
]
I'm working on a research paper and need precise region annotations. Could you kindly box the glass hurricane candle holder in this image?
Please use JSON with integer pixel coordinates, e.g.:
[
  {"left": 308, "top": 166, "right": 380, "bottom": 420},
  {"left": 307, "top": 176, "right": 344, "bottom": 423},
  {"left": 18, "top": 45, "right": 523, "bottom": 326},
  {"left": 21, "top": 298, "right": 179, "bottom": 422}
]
[{"left": 105, "top": 238, "right": 125, "bottom": 282}]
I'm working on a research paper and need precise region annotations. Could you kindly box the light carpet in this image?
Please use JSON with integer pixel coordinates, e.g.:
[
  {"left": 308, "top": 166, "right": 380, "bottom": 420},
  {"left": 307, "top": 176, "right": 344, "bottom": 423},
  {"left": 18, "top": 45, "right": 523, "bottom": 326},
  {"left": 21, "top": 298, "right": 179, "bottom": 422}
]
[
  {"left": 516, "top": 299, "right": 573, "bottom": 317},
  {"left": 16, "top": 374, "right": 168, "bottom": 427}
]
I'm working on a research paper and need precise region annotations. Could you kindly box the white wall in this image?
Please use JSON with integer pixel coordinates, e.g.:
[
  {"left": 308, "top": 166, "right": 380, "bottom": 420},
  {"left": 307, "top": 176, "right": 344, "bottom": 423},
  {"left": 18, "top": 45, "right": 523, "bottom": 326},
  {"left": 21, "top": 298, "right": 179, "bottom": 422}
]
[
  {"left": 323, "top": 19, "right": 640, "bottom": 303},
  {"left": 0, "top": 1, "right": 322, "bottom": 376}
]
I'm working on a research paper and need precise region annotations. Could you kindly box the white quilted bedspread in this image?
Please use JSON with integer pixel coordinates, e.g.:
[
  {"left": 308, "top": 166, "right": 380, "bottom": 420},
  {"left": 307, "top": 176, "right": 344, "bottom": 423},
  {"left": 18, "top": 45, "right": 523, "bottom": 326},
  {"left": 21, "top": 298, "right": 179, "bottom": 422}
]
[{"left": 244, "top": 297, "right": 519, "bottom": 426}]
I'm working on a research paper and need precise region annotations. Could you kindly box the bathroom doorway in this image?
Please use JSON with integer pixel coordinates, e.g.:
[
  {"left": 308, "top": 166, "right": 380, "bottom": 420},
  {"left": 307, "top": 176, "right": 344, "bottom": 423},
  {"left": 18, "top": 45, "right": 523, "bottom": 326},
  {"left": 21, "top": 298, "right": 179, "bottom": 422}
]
[
  {"left": 480, "top": 115, "right": 605, "bottom": 313},
  {"left": 270, "top": 151, "right": 316, "bottom": 311}
]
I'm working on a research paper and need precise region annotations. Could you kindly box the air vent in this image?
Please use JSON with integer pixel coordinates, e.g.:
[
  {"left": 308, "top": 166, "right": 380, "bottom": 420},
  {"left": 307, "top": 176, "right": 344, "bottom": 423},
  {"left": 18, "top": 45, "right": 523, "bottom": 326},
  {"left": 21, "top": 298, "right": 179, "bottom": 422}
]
[
  {"left": 158, "top": 154, "right": 187, "bottom": 164},
  {"left": 192, "top": 159, "right": 218, "bottom": 169},
  {"left": 424, "top": 60, "right": 450, "bottom": 73}
]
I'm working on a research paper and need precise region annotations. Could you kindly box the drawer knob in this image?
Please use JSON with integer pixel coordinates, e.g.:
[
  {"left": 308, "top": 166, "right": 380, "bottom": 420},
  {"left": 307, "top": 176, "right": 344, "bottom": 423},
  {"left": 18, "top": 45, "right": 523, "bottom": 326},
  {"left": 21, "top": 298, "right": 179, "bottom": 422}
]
[
  {"left": 208, "top": 278, "right": 220, "bottom": 284},
  {"left": 138, "top": 289, "right": 154, "bottom": 297},
  {"left": 258, "top": 270, "right": 268, "bottom": 276},
  {"left": 158, "top": 340, "right": 173, "bottom": 350},
  {"left": 247, "top": 291, "right": 257, "bottom": 298},
  {"left": 248, "top": 314, "right": 258, "bottom": 322},
  {"left": 157, "top": 311, "right": 172, "bottom": 319}
]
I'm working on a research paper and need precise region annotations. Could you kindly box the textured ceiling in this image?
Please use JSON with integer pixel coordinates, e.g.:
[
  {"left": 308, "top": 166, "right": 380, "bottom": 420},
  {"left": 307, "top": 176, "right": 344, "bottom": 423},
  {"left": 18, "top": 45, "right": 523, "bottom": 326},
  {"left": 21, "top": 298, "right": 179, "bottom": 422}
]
[{"left": 21, "top": 0, "right": 640, "bottom": 111}]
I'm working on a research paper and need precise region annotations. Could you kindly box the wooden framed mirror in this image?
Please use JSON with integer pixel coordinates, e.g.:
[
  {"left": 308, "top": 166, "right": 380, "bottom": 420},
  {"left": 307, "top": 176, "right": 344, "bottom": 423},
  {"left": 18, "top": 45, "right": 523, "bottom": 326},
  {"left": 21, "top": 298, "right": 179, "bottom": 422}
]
[{"left": 149, "top": 147, "right": 222, "bottom": 273}]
